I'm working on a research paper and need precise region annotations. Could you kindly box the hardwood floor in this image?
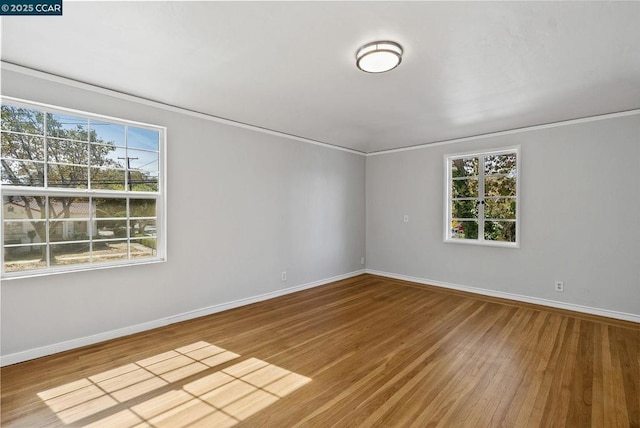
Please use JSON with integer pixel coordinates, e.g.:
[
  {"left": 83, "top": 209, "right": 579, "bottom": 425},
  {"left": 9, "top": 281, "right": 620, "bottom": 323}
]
[{"left": 1, "top": 274, "right": 638, "bottom": 427}]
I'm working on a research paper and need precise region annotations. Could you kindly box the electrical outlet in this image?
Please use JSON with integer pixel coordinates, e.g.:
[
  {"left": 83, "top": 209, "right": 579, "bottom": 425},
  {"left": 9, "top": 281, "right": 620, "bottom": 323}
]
[
  {"left": 555, "top": 280, "right": 564, "bottom": 292},
  {"left": 403, "top": 215, "right": 409, "bottom": 223},
  {"left": 281, "top": 271, "right": 287, "bottom": 282},
  {"left": 361, "top": 257, "right": 365, "bottom": 265}
]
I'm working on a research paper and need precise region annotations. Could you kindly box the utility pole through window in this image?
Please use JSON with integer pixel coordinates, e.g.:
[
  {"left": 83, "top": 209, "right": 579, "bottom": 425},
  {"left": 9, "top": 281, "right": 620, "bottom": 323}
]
[{"left": 118, "top": 156, "right": 138, "bottom": 190}]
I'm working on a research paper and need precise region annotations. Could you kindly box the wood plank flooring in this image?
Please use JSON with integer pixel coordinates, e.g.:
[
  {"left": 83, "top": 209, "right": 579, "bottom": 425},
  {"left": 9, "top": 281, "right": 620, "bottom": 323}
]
[{"left": 1, "top": 274, "right": 638, "bottom": 427}]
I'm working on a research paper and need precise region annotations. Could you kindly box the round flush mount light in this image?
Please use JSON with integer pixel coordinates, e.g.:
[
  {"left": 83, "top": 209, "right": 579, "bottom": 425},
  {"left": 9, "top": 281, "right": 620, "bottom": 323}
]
[{"left": 356, "top": 41, "right": 403, "bottom": 73}]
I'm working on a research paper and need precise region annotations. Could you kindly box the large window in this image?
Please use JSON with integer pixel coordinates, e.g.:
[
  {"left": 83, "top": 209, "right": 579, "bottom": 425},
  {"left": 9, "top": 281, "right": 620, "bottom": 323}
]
[
  {"left": 444, "top": 147, "right": 519, "bottom": 247},
  {"left": 1, "top": 98, "right": 165, "bottom": 277}
]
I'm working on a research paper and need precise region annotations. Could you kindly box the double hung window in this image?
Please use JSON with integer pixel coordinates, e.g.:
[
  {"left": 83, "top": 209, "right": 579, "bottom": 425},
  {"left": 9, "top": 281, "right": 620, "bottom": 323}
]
[{"left": 1, "top": 98, "right": 165, "bottom": 277}]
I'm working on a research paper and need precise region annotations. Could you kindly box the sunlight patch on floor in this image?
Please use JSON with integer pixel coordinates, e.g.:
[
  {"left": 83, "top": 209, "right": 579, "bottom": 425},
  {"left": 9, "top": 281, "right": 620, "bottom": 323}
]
[{"left": 37, "top": 341, "right": 311, "bottom": 427}]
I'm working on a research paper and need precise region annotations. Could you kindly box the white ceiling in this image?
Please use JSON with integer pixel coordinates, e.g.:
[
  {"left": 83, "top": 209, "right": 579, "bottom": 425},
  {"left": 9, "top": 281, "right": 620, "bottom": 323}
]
[{"left": 2, "top": 1, "right": 640, "bottom": 154}]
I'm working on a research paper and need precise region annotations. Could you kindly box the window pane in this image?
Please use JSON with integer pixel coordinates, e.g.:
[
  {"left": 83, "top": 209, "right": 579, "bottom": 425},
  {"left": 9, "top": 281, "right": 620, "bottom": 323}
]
[
  {"left": 3, "top": 195, "right": 46, "bottom": 219},
  {"left": 95, "top": 220, "right": 127, "bottom": 239},
  {"left": 90, "top": 144, "right": 126, "bottom": 168},
  {"left": 48, "top": 163, "right": 88, "bottom": 188},
  {"left": 95, "top": 198, "right": 126, "bottom": 218},
  {"left": 4, "top": 245, "right": 47, "bottom": 272},
  {"left": 50, "top": 242, "right": 90, "bottom": 266},
  {"left": 3, "top": 221, "right": 26, "bottom": 245},
  {"left": 1, "top": 106, "right": 44, "bottom": 135},
  {"left": 130, "top": 171, "right": 158, "bottom": 192},
  {"left": 90, "top": 168, "right": 125, "bottom": 191},
  {"left": 130, "top": 238, "right": 156, "bottom": 259},
  {"left": 138, "top": 220, "right": 157, "bottom": 238},
  {"left": 484, "top": 198, "right": 516, "bottom": 220},
  {"left": 485, "top": 176, "right": 516, "bottom": 197},
  {"left": 92, "top": 240, "right": 128, "bottom": 263},
  {"left": 1, "top": 133, "right": 45, "bottom": 161},
  {"left": 128, "top": 127, "right": 159, "bottom": 152},
  {"left": 131, "top": 219, "right": 156, "bottom": 238},
  {"left": 1, "top": 160, "right": 44, "bottom": 186},
  {"left": 127, "top": 149, "right": 159, "bottom": 192},
  {"left": 451, "top": 220, "right": 478, "bottom": 240},
  {"left": 46, "top": 113, "right": 88, "bottom": 140},
  {"left": 3, "top": 220, "right": 46, "bottom": 245},
  {"left": 451, "top": 157, "right": 478, "bottom": 178},
  {"left": 127, "top": 149, "right": 158, "bottom": 173},
  {"left": 47, "top": 139, "right": 88, "bottom": 165},
  {"left": 451, "top": 200, "right": 478, "bottom": 219},
  {"left": 50, "top": 221, "right": 90, "bottom": 242},
  {"left": 130, "top": 199, "right": 156, "bottom": 217},
  {"left": 49, "top": 197, "right": 91, "bottom": 219},
  {"left": 484, "top": 221, "right": 516, "bottom": 242},
  {"left": 484, "top": 154, "right": 517, "bottom": 176},
  {"left": 90, "top": 121, "right": 125, "bottom": 147},
  {"left": 3, "top": 221, "right": 46, "bottom": 245},
  {"left": 451, "top": 178, "right": 478, "bottom": 198}
]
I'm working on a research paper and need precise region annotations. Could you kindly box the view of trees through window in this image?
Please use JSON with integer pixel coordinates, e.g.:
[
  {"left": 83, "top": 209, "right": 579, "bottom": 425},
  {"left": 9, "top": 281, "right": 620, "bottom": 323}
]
[
  {"left": 1, "top": 103, "right": 162, "bottom": 275},
  {"left": 449, "top": 150, "right": 518, "bottom": 245}
]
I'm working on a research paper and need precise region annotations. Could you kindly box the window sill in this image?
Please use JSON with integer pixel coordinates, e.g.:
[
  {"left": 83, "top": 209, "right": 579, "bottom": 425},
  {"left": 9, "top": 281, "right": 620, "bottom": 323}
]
[
  {"left": 1, "top": 257, "right": 166, "bottom": 281},
  {"left": 443, "top": 239, "right": 520, "bottom": 249}
]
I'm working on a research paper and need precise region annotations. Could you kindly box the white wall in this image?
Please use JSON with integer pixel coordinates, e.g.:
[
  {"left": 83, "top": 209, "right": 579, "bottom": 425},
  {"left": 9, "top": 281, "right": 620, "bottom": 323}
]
[
  {"left": 0, "top": 68, "right": 366, "bottom": 362},
  {"left": 366, "top": 114, "right": 640, "bottom": 318}
]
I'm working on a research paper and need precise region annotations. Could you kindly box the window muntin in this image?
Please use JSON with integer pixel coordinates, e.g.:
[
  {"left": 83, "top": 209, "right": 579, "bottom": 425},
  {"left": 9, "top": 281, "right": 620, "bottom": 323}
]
[
  {"left": 445, "top": 148, "right": 519, "bottom": 247},
  {"left": 1, "top": 99, "right": 165, "bottom": 277}
]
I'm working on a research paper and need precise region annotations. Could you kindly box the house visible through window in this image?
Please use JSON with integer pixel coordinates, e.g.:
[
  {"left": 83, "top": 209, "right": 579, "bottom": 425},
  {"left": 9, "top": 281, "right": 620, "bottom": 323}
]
[
  {"left": 445, "top": 147, "right": 519, "bottom": 247},
  {"left": 1, "top": 98, "right": 165, "bottom": 277}
]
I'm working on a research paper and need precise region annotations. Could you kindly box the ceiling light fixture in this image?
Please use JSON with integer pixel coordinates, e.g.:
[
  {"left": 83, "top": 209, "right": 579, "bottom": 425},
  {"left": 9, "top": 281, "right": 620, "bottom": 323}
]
[{"left": 356, "top": 41, "right": 403, "bottom": 73}]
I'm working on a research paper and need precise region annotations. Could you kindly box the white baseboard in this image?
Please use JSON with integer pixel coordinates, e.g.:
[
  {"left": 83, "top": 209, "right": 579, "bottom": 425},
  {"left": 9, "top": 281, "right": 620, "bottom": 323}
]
[
  {"left": 165, "top": 269, "right": 365, "bottom": 324},
  {"left": 367, "top": 269, "right": 640, "bottom": 324},
  {"left": 0, "top": 269, "right": 365, "bottom": 367}
]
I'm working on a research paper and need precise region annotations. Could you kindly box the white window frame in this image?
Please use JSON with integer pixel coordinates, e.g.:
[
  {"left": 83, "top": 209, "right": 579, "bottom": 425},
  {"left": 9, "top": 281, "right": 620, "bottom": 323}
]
[
  {"left": 444, "top": 146, "right": 520, "bottom": 248},
  {"left": 1, "top": 96, "right": 167, "bottom": 279}
]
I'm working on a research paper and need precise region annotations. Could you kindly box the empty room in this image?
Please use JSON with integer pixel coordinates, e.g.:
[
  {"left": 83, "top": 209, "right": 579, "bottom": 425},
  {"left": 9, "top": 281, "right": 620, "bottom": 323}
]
[{"left": 1, "top": 1, "right": 639, "bottom": 427}]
